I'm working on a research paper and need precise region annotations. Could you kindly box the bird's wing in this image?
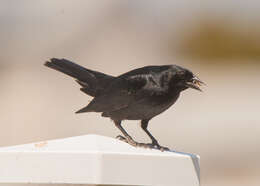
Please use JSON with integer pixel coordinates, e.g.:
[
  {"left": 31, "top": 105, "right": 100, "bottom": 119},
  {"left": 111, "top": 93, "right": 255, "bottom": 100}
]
[{"left": 76, "top": 73, "right": 168, "bottom": 113}]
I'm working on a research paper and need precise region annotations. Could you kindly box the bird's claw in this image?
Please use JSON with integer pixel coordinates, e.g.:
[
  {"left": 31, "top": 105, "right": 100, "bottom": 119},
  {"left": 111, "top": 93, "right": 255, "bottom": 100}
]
[
  {"left": 151, "top": 141, "right": 170, "bottom": 151},
  {"left": 135, "top": 143, "right": 170, "bottom": 151},
  {"left": 116, "top": 135, "right": 138, "bottom": 146},
  {"left": 157, "top": 145, "right": 170, "bottom": 152},
  {"left": 116, "top": 135, "right": 170, "bottom": 151},
  {"left": 144, "top": 143, "right": 170, "bottom": 151},
  {"left": 116, "top": 135, "right": 127, "bottom": 142}
]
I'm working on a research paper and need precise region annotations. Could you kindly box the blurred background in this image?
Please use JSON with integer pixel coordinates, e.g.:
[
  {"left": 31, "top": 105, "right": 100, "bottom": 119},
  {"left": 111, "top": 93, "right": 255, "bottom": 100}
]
[{"left": 0, "top": 1, "right": 260, "bottom": 186}]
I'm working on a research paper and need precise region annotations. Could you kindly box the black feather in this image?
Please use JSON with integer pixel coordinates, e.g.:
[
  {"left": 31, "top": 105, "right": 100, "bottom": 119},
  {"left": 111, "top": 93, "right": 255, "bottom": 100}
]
[{"left": 45, "top": 58, "right": 114, "bottom": 97}]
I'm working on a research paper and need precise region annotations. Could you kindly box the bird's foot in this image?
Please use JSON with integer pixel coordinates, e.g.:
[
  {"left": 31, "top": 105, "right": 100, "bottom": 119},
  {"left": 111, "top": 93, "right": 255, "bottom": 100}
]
[
  {"left": 116, "top": 135, "right": 128, "bottom": 143},
  {"left": 116, "top": 135, "right": 138, "bottom": 146},
  {"left": 116, "top": 135, "right": 126, "bottom": 141},
  {"left": 151, "top": 141, "right": 170, "bottom": 151},
  {"left": 132, "top": 142, "right": 170, "bottom": 151},
  {"left": 152, "top": 144, "right": 170, "bottom": 151},
  {"left": 116, "top": 136, "right": 146, "bottom": 148},
  {"left": 116, "top": 135, "right": 170, "bottom": 151}
]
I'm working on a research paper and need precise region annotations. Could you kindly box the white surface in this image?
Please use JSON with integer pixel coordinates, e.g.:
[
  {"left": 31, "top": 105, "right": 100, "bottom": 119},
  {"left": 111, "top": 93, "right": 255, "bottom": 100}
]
[{"left": 0, "top": 134, "right": 200, "bottom": 186}]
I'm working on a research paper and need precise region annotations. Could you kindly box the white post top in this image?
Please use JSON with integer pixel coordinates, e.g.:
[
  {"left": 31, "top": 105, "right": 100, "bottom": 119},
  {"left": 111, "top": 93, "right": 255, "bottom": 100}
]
[{"left": 0, "top": 134, "right": 200, "bottom": 186}]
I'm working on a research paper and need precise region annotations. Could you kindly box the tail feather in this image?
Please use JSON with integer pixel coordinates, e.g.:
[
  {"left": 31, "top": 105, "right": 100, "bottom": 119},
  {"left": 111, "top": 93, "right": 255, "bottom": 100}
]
[
  {"left": 45, "top": 58, "right": 114, "bottom": 97},
  {"left": 75, "top": 105, "right": 91, "bottom": 114}
]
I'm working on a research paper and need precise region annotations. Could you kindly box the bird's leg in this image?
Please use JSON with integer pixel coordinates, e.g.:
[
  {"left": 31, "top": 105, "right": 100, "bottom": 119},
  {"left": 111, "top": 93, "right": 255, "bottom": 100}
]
[
  {"left": 114, "top": 120, "right": 138, "bottom": 146},
  {"left": 141, "top": 119, "right": 170, "bottom": 151},
  {"left": 141, "top": 120, "right": 159, "bottom": 146}
]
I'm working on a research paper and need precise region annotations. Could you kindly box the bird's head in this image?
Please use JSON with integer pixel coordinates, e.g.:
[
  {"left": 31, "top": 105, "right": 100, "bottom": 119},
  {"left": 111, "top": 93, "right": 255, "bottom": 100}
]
[{"left": 168, "top": 65, "right": 205, "bottom": 92}]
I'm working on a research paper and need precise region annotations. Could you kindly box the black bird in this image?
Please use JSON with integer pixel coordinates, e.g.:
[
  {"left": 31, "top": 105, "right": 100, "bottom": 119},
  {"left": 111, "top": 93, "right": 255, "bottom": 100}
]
[{"left": 45, "top": 58, "right": 204, "bottom": 151}]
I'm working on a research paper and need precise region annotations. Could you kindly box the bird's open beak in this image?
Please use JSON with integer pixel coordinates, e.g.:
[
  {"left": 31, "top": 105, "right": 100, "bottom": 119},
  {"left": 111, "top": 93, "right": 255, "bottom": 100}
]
[{"left": 185, "top": 76, "right": 205, "bottom": 92}]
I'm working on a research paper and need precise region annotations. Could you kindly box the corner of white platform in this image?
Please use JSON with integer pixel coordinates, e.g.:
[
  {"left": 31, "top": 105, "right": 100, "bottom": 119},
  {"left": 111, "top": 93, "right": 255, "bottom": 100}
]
[{"left": 0, "top": 134, "right": 200, "bottom": 186}]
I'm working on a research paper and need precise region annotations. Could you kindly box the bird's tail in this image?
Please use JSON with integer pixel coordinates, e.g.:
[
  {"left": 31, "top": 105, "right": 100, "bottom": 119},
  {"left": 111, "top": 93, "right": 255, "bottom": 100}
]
[{"left": 45, "top": 58, "right": 115, "bottom": 97}]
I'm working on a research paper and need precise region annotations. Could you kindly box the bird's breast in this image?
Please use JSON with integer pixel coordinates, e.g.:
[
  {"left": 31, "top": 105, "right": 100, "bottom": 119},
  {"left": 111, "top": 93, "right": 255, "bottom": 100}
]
[{"left": 106, "top": 92, "right": 180, "bottom": 120}]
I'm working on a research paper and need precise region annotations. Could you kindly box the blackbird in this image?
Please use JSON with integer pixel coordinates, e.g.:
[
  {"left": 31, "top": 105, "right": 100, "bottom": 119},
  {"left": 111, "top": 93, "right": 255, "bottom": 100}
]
[{"left": 45, "top": 58, "right": 204, "bottom": 151}]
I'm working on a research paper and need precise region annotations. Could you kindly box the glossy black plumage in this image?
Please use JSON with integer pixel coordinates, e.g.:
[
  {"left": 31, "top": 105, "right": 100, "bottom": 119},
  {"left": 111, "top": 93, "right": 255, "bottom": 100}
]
[{"left": 45, "top": 58, "right": 204, "bottom": 151}]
